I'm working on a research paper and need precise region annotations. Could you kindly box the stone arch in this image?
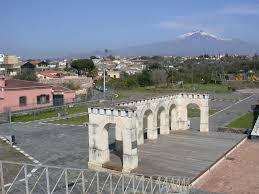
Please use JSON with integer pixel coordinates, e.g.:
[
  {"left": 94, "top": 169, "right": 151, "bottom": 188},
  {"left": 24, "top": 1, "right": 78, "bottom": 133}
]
[
  {"left": 180, "top": 100, "right": 208, "bottom": 132},
  {"left": 154, "top": 102, "right": 169, "bottom": 135},
  {"left": 186, "top": 103, "right": 201, "bottom": 131},
  {"left": 136, "top": 104, "right": 157, "bottom": 144},
  {"left": 101, "top": 122, "right": 124, "bottom": 168}
]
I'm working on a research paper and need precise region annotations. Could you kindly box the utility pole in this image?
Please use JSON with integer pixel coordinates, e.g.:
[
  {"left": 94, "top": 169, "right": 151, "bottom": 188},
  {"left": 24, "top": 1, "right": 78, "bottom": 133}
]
[
  {"left": 103, "top": 49, "right": 108, "bottom": 100},
  {"left": 191, "top": 64, "right": 194, "bottom": 84},
  {"left": 103, "top": 68, "right": 106, "bottom": 99}
]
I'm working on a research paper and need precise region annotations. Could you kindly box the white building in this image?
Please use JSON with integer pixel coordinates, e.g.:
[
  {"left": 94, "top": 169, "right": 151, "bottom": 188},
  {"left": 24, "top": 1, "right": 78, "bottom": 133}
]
[
  {"left": 58, "top": 59, "right": 67, "bottom": 69},
  {"left": 0, "top": 54, "right": 5, "bottom": 64}
]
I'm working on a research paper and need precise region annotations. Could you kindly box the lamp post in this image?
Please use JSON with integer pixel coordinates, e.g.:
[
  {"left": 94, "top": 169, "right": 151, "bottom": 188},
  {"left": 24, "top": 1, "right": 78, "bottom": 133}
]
[
  {"left": 103, "top": 49, "right": 108, "bottom": 100},
  {"left": 103, "top": 68, "right": 106, "bottom": 99}
]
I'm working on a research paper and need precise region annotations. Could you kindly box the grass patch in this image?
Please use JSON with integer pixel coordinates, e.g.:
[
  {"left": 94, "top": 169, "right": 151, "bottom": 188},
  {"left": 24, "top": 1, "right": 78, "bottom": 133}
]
[
  {"left": 115, "top": 84, "right": 230, "bottom": 100},
  {"left": 49, "top": 115, "right": 89, "bottom": 125},
  {"left": 226, "top": 112, "right": 259, "bottom": 129},
  {"left": 177, "top": 83, "right": 230, "bottom": 93},
  {"left": 188, "top": 108, "right": 218, "bottom": 118},
  {"left": 12, "top": 105, "right": 88, "bottom": 122}
]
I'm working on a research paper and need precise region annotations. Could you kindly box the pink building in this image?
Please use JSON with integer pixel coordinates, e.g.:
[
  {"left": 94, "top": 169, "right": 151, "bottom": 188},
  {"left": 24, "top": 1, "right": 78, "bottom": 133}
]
[{"left": 0, "top": 77, "right": 75, "bottom": 112}]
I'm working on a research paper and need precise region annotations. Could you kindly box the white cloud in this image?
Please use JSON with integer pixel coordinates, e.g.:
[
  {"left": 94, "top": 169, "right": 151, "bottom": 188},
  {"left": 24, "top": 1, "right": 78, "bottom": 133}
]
[
  {"left": 221, "top": 4, "right": 259, "bottom": 15},
  {"left": 158, "top": 21, "right": 190, "bottom": 29}
]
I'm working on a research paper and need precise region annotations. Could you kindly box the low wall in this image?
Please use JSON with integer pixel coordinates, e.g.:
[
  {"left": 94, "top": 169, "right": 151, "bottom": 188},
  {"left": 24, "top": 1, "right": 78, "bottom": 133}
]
[
  {"left": 40, "top": 76, "right": 93, "bottom": 89},
  {"left": 217, "top": 127, "right": 247, "bottom": 134}
]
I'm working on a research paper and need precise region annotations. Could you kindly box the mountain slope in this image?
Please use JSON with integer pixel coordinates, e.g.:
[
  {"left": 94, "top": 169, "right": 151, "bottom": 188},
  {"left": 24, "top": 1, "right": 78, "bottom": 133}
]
[{"left": 113, "top": 30, "right": 259, "bottom": 56}]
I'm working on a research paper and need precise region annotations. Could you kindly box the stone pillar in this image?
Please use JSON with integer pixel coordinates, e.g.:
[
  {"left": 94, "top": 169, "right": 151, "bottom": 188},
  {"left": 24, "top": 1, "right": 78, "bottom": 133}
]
[
  {"left": 88, "top": 124, "right": 109, "bottom": 170},
  {"left": 160, "top": 111, "right": 170, "bottom": 134},
  {"left": 170, "top": 107, "right": 178, "bottom": 131},
  {"left": 115, "top": 125, "right": 123, "bottom": 154},
  {"left": 122, "top": 128, "right": 138, "bottom": 172},
  {"left": 200, "top": 106, "right": 209, "bottom": 132},
  {"left": 177, "top": 105, "right": 189, "bottom": 130},
  {"left": 136, "top": 118, "right": 144, "bottom": 145},
  {"left": 147, "top": 113, "right": 157, "bottom": 140}
]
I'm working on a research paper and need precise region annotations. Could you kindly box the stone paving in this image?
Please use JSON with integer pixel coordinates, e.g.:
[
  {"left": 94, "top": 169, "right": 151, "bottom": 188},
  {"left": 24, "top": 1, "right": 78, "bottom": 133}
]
[
  {"left": 133, "top": 130, "right": 245, "bottom": 179},
  {"left": 196, "top": 140, "right": 259, "bottom": 194}
]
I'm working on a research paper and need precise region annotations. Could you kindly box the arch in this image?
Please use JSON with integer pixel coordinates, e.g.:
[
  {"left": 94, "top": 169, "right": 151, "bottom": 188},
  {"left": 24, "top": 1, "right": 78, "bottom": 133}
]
[
  {"left": 101, "top": 122, "right": 124, "bottom": 169},
  {"left": 136, "top": 105, "right": 155, "bottom": 144},
  {"left": 186, "top": 103, "right": 201, "bottom": 131},
  {"left": 156, "top": 106, "right": 170, "bottom": 135},
  {"left": 142, "top": 108, "right": 156, "bottom": 141}
]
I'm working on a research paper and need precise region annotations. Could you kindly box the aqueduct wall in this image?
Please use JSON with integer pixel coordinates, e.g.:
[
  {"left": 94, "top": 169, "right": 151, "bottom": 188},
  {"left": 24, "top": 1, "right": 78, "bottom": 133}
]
[{"left": 88, "top": 93, "right": 209, "bottom": 172}]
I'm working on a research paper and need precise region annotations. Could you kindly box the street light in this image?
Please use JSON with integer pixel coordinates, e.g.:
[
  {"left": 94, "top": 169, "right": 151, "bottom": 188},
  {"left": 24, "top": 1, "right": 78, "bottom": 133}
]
[
  {"left": 103, "top": 68, "right": 106, "bottom": 99},
  {"left": 103, "top": 49, "right": 108, "bottom": 100}
]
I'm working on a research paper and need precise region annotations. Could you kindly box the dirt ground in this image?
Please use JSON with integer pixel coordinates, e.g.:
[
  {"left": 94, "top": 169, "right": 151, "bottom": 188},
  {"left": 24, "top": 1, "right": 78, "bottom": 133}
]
[{"left": 196, "top": 139, "right": 259, "bottom": 194}]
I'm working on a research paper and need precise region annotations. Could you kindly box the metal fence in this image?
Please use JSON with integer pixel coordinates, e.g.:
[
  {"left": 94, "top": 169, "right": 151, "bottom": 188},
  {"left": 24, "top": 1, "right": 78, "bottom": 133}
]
[{"left": 0, "top": 160, "right": 190, "bottom": 194}]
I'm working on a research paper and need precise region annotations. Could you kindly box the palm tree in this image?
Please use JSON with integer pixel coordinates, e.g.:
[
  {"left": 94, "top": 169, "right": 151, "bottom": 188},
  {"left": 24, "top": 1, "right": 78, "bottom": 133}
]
[{"left": 104, "top": 49, "right": 108, "bottom": 57}]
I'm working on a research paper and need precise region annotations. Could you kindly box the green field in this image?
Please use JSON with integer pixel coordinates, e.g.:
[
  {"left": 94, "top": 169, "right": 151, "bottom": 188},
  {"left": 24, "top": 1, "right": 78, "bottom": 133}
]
[
  {"left": 188, "top": 108, "right": 218, "bottom": 118},
  {"left": 115, "top": 84, "right": 230, "bottom": 100},
  {"left": 226, "top": 112, "right": 259, "bottom": 129},
  {"left": 49, "top": 115, "right": 89, "bottom": 125},
  {"left": 12, "top": 105, "right": 88, "bottom": 122}
]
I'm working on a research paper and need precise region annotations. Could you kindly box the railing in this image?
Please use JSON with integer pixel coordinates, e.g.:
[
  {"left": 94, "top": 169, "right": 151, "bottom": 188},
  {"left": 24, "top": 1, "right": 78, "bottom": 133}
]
[{"left": 0, "top": 160, "right": 190, "bottom": 194}]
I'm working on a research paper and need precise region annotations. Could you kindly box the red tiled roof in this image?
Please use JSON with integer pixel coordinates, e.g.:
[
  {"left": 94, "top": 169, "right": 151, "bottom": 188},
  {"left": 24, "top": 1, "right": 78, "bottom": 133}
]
[
  {"left": 29, "top": 60, "right": 41, "bottom": 65},
  {"left": 5, "top": 79, "right": 51, "bottom": 90}
]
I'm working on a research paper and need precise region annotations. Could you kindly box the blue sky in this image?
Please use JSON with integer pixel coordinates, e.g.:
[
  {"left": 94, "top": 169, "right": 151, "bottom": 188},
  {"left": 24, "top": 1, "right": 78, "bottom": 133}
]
[{"left": 1, "top": 0, "right": 259, "bottom": 58}]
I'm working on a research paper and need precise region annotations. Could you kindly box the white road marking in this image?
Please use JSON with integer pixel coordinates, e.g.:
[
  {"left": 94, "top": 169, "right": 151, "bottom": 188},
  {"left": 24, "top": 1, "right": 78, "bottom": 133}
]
[{"left": 210, "top": 94, "right": 255, "bottom": 118}]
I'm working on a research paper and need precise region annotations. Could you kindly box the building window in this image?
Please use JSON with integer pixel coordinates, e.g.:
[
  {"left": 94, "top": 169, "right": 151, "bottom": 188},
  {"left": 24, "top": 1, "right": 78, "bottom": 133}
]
[
  {"left": 19, "top": 96, "right": 27, "bottom": 106},
  {"left": 37, "top": 95, "right": 50, "bottom": 104}
]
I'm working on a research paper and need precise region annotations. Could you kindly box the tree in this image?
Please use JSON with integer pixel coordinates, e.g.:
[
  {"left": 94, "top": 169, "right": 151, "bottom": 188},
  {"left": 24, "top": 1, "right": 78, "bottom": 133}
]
[
  {"left": 90, "top": 56, "right": 97, "bottom": 59},
  {"left": 15, "top": 70, "right": 38, "bottom": 81},
  {"left": 71, "top": 59, "right": 95, "bottom": 76},
  {"left": 137, "top": 69, "right": 153, "bottom": 87},
  {"left": 104, "top": 49, "right": 108, "bottom": 56},
  {"left": 166, "top": 69, "right": 174, "bottom": 86},
  {"left": 87, "top": 67, "right": 98, "bottom": 78}
]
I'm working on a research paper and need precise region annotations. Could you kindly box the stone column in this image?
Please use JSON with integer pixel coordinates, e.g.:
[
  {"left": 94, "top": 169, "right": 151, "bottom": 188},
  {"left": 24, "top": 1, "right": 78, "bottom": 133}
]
[
  {"left": 200, "top": 106, "right": 209, "bottom": 132},
  {"left": 177, "top": 105, "right": 189, "bottom": 130},
  {"left": 136, "top": 117, "right": 144, "bottom": 145},
  {"left": 160, "top": 111, "right": 170, "bottom": 134},
  {"left": 122, "top": 128, "right": 138, "bottom": 172},
  {"left": 88, "top": 124, "right": 109, "bottom": 170},
  {"left": 170, "top": 107, "right": 178, "bottom": 131},
  {"left": 147, "top": 113, "right": 157, "bottom": 140}
]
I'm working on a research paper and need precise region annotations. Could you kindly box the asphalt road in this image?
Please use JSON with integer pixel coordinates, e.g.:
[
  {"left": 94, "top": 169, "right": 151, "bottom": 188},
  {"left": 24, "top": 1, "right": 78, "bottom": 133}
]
[{"left": 190, "top": 92, "right": 259, "bottom": 131}]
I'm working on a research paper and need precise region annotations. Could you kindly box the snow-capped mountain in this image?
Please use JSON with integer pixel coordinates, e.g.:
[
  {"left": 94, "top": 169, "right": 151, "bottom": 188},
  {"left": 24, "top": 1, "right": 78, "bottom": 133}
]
[
  {"left": 111, "top": 30, "right": 259, "bottom": 56},
  {"left": 178, "top": 30, "right": 231, "bottom": 41}
]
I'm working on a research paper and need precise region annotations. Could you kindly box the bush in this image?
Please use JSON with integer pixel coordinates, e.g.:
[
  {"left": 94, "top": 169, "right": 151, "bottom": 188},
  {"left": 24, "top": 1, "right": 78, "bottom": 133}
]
[
  {"left": 15, "top": 70, "right": 38, "bottom": 81},
  {"left": 63, "top": 81, "right": 80, "bottom": 90}
]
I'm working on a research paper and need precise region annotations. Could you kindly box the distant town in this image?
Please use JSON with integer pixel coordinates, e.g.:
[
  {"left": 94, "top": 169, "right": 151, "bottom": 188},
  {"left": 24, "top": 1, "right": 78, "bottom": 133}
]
[{"left": 1, "top": 52, "right": 259, "bottom": 113}]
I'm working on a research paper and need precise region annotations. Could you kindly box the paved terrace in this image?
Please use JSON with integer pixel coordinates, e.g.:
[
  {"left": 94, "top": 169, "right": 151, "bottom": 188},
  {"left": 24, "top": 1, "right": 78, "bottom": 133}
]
[{"left": 132, "top": 130, "right": 246, "bottom": 180}]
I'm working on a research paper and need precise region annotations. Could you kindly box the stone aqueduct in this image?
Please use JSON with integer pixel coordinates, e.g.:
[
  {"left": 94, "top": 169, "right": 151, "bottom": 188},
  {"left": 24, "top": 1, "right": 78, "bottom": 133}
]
[{"left": 88, "top": 93, "right": 209, "bottom": 172}]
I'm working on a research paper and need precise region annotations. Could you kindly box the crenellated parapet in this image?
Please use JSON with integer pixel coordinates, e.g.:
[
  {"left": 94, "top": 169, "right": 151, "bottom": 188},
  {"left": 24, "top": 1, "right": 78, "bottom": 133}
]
[
  {"left": 88, "top": 107, "right": 136, "bottom": 118},
  {"left": 176, "top": 93, "right": 209, "bottom": 99},
  {"left": 115, "top": 93, "right": 209, "bottom": 107}
]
